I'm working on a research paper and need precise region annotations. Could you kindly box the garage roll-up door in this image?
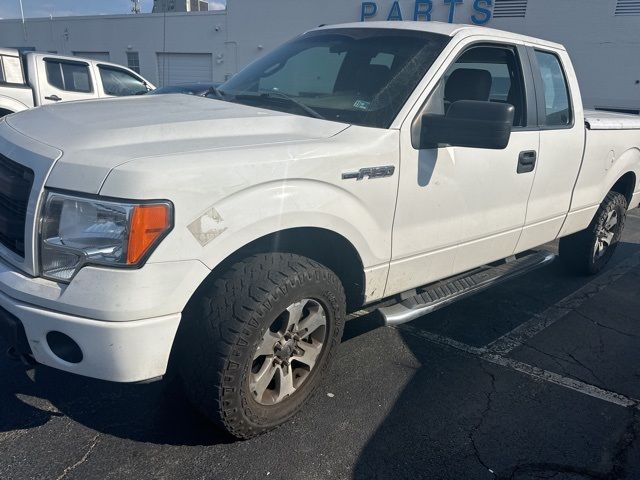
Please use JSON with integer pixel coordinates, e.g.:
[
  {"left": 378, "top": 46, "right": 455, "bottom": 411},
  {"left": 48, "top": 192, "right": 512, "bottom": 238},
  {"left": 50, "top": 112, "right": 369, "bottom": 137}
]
[{"left": 157, "top": 53, "right": 213, "bottom": 86}]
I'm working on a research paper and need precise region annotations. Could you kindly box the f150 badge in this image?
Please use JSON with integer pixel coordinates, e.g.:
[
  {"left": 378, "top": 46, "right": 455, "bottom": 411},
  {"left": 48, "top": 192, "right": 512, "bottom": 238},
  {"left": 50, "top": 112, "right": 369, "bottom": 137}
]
[{"left": 342, "top": 166, "right": 395, "bottom": 181}]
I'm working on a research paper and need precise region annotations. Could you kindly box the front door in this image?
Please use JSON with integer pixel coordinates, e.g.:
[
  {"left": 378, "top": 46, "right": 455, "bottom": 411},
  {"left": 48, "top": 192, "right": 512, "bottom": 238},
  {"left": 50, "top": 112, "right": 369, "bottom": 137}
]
[
  {"left": 35, "top": 57, "right": 97, "bottom": 105},
  {"left": 386, "top": 41, "right": 539, "bottom": 296}
]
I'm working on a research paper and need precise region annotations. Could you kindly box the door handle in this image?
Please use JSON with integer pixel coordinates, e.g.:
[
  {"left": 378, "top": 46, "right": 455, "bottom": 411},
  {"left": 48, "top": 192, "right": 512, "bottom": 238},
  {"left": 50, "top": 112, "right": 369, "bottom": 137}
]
[
  {"left": 44, "top": 95, "right": 62, "bottom": 102},
  {"left": 517, "top": 150, "right": 537, "bottom": 174}
]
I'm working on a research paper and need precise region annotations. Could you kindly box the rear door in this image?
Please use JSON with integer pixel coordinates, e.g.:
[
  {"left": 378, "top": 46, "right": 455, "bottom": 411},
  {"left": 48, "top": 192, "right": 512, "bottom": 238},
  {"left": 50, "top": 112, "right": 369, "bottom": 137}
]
[
  {"left": 35, "top": 57, "right": 98, "bottom": 105},
  {"left": 515, "top": 47, "right": 585, "bottom": 252},
  {"left": 387, "top": 40, "right": 540, "bottom": 295}
]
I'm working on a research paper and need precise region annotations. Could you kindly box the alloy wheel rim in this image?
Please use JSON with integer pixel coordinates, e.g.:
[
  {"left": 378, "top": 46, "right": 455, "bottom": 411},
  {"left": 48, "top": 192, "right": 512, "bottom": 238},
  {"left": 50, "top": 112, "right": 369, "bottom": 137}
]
[
  {"left": 594, "top": 209, "right": 618, "bottom": 260},
  {"left": 249, "top": 299, "right": 327, "bottom": 406}
]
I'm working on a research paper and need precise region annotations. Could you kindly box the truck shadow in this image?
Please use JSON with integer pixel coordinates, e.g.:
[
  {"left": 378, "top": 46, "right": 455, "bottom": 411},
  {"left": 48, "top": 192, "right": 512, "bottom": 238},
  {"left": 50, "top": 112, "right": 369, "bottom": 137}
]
[
  {"left": 350, "top": 239, "right": 640, "bottom": 479},
  {"left": 0, "top": 348, "right": 234, "bottom": 446}
]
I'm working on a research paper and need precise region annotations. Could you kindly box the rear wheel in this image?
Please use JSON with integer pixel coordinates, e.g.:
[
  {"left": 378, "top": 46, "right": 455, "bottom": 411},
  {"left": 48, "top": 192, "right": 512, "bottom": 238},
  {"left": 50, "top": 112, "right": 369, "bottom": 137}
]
[
  {"left": 177, "top": 253, "right": 346, "bottom": 439},
  {"left": 559, "top": 191, "right": 627, "bottom": 275}
]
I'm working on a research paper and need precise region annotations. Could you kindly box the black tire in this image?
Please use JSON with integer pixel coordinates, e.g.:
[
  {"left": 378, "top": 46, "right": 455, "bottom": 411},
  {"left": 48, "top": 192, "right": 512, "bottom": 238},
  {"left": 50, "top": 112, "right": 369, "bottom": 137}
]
[
  {"left": 177, "top": 253, "right": 346, "bottom": 439},
  {"left": 559, "top": 191, "right": 627, "bottom": 275}
]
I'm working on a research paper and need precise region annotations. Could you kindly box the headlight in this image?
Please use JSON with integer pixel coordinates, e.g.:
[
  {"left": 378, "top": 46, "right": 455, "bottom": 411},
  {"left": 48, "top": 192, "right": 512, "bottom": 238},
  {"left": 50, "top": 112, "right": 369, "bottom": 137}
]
[{"left": 40, "top": 191, "right": 172, "bottom": 282}]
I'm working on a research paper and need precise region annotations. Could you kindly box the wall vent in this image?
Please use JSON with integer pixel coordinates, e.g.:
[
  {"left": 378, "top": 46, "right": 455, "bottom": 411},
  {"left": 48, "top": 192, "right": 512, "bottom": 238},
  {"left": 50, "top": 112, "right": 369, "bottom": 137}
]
[
  {"left": 615, "top": 0, "right": 640, "bottom": 15},
  {"left": 493, "top": 0, "right": 528, "bottom": 18}
]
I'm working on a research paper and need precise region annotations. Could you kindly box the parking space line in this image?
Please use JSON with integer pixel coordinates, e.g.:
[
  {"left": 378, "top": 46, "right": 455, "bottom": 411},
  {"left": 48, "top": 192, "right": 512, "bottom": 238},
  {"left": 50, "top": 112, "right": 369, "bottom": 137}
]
[
  {"left": 486, "top": 251, "right": 640, "bottom": 356},
  {"left": 399, "top": 324, "right": 640, "bottom": 410}
]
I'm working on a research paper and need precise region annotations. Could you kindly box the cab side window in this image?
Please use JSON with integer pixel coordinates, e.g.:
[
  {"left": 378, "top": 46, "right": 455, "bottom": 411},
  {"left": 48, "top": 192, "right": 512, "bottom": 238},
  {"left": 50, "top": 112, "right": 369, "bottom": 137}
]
[
  {"left": 99, "top": 66, "right": 148, "bottom": 96},
  {"left": 45, "top": 60, "right": 92, "bottom": 93},
  {"left": 424, "top": 44, "right": 527, "bottom": 127},
  {"left": 534, "top": 50, "right": 572, "bottom": 127}
]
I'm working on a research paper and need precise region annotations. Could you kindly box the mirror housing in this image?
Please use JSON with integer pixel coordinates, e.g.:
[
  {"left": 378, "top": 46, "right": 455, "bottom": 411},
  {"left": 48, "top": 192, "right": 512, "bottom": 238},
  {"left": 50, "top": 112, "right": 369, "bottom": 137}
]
[{"left": 413, "top": 100, "right": 515, "bottom": 150}]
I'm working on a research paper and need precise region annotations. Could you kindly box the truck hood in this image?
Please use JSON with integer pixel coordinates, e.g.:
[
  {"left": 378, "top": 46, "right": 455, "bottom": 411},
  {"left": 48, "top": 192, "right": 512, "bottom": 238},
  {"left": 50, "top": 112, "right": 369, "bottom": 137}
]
[{"left": 5, "top": 94, "right": 349, "bottom": 193}]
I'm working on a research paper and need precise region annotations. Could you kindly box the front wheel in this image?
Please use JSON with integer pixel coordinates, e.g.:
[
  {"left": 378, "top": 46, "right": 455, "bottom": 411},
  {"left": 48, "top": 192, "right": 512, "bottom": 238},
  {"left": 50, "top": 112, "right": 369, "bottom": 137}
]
[
  {"left": 559, "top": 191, "right": 627, "bottom": 275},
  {"left": 177, "top": 253, "right": 346, "bottom": 439}
]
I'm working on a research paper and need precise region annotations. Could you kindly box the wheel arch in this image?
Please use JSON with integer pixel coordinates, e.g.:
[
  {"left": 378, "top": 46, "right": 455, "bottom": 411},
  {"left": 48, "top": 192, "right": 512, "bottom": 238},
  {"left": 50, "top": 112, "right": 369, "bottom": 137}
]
[
  {"left": 166, "top": 227, "right": 367, "bottom": 378},
  {"left": 609, "top": 171, "right": 636, "bottom": 207},
  {"left": 0, "top": 107, "right": 15, "bottom": 118},
  {"left": 190, "top": 227, "right": 366, "bottom": 313},
  {"left": 0, "top": 95, "right": 30, "bottom": 117}
]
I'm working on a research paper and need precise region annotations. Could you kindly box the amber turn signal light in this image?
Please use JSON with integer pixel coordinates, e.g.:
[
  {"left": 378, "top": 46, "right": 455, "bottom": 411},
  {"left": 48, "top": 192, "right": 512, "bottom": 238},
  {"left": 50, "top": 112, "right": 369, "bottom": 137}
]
[{"left": 127, "top": 204, "right": 171, "bottom": 264}]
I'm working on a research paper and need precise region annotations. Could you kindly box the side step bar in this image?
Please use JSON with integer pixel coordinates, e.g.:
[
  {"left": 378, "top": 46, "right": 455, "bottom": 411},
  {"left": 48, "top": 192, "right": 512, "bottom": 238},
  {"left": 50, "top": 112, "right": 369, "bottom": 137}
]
[{"left": 379, "top": 251, "right": 555, "bottom": 326}]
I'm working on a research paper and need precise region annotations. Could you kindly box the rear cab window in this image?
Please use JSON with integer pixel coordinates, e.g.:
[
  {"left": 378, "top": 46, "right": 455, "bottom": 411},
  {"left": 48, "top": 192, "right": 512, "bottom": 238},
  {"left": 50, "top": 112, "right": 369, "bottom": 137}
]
[
  {"left": 45, "top": 60, "right": 93, "bottom": 93},
  {"left": 533, "top": 50, "right": 572, "bottom": 127},
  {"left": 0, "top": 55, "right": 26, "bottom": 85}
]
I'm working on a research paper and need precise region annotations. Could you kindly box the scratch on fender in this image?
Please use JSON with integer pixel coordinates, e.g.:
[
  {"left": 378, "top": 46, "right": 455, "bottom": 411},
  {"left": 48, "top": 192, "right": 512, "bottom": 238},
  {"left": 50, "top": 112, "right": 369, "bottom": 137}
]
[{"left": 188, "top": 207, "right": 228, "bottom": 246}]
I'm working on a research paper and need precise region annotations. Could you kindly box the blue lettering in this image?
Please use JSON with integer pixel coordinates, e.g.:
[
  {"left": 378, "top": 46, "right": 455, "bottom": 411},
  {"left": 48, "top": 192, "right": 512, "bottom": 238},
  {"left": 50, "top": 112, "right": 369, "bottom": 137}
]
[
  {"left": 387, "top": 1, "right": 403, "bottom": 21},
  {"left": 471, "top": 0, "right": 492, "bottom": 25},
  {"left": 361, "top": 2, "right": 378, "bottom": 21},
  {"left": 414, "top": 1, "right": 433, "bottom": 21},
  {"left": 444, "top": 0, "right": 464, "bottom": 23}
]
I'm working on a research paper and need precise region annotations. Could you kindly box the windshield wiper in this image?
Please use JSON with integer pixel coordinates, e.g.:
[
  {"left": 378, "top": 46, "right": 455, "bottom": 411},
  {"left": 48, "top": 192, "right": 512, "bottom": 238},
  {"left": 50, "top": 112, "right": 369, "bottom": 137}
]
[
  {"left": 235, "top": 91, "right": 325, "bottom": 120},
  {"left": 263, "top": 91, "right": 326, "bottom": 120},
  {"left": 262, "top": 90, "right": 326, "bottom": 120},
  {"left": 206, "top": 86, "right": 226, "bottom": 99}
]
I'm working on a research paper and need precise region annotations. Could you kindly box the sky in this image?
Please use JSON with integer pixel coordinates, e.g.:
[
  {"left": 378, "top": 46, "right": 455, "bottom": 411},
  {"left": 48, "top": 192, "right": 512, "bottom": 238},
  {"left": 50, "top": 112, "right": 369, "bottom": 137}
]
[{"left": 0, "top": 0, "right": 226, "bottom": 19}]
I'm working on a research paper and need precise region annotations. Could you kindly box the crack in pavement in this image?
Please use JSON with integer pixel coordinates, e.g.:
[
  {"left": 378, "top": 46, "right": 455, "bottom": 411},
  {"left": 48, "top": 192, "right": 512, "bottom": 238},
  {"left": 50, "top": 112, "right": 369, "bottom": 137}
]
[
  {"left": 574, "top": 310, "right": 640, "bottom": 339},
  {"left": 55, "top": 433, "right": 100, "bottom": 480},
  {"left": 519, "top": 343, "right": 609, "bottom": 390},
  {"left": 469, "top": 359, "right": 498, "bottom": 479},
  {"left": 565, "top": 352, "right": 608, "bottom": 388}
]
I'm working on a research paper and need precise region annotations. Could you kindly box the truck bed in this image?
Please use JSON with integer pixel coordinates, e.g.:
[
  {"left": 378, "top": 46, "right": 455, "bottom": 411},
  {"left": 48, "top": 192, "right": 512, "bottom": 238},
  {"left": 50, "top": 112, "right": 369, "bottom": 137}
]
[{"left": 585, "top": 110, "right": 640, "bottom": 130}]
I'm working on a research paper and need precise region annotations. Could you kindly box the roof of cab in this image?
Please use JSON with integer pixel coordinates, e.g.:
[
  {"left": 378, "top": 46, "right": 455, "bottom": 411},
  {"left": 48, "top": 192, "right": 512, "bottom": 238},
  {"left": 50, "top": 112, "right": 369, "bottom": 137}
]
[
  {"left": 314, "top": 21, "right": 565, "bottom": 51},
  {"left": 0, "top": 47, "right": 20, "bottom": 57}
]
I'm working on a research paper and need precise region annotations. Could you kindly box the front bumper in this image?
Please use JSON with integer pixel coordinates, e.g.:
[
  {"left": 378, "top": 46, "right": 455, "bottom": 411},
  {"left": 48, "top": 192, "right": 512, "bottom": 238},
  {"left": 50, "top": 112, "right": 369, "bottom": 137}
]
[
  {"left": 0, "top": 287, "right": 181, "bottom": 382},
  {"left": 0, "top": 256, "right": 210, "bottom": 382}
]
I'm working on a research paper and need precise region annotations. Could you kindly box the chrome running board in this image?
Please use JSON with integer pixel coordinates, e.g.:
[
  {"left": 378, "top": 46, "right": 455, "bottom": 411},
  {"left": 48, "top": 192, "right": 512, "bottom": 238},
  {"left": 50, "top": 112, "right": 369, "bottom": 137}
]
[{"left": 379, "top": 251, "right": 555, "bottom": 326}]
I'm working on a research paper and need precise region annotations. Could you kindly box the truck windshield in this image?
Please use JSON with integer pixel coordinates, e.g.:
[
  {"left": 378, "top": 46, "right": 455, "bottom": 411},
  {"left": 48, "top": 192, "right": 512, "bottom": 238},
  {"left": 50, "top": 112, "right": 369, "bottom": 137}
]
[{"left": 219, "top": 28, "right": 449, "bottom": 129}]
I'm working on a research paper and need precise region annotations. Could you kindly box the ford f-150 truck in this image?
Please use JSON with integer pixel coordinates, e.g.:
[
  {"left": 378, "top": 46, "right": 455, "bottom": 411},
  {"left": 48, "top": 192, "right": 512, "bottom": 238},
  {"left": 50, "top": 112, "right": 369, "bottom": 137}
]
[
  {"left": 0, "top": 48, "right": 155, "bottom": 117},
  {"left": 1, "top": 22, "right": 639, "bottom": 439}
]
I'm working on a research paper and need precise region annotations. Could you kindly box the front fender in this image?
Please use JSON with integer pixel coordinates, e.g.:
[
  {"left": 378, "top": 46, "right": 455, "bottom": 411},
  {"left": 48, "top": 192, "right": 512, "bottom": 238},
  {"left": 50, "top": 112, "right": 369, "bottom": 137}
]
[
  {"left": 98, "top": 125, "right": 400, "bottom": 303},
  {"left": 191, "top": 179, "right": 390, "bottom": 271}
]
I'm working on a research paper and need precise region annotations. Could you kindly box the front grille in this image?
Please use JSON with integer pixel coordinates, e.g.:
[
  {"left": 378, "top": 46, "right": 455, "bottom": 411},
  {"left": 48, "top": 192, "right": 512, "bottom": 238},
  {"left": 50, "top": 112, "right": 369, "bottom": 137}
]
[{"left": 0, "top": 153, "right": 34, "bottom": 257}]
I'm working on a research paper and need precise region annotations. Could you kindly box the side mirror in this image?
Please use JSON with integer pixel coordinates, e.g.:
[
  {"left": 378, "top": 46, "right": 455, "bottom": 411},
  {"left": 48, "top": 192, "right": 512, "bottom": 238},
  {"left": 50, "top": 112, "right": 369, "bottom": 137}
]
[{"left": 413, "top": 100, "right": 514, "bottom": 150}]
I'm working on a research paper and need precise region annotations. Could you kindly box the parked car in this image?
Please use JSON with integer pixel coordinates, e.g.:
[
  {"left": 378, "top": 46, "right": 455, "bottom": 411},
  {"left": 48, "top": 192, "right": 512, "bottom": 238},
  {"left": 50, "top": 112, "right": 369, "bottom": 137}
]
[
  {"left": 0, "top": 48, "right": 155, "bottom": 117},
  {"left": 1, "top": 22, "right": 639, "bottom": 439},
  {"left": 148, "top": 83, "right": 221, "bottom": 97}
]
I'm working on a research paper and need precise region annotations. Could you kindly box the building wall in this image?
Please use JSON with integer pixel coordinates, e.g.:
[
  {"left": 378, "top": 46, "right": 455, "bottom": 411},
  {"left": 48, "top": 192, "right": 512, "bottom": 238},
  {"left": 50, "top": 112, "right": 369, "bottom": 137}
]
[
  {"left": 0, "top": 0, "right": 638, "bottom": 110},
  {"left": 0, "top": 12, "right": 227, "bottom": 86}
]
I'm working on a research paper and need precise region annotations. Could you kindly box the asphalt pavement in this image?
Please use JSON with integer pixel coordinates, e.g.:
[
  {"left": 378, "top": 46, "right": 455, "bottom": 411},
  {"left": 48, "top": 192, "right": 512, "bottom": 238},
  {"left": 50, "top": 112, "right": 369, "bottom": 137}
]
[{"left": 2, "top": 210, "right": 640, "bottom": 480}]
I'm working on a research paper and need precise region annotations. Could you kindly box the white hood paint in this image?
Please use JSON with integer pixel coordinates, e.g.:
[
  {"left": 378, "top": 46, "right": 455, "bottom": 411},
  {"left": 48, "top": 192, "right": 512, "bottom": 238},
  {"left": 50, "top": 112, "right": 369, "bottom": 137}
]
[{"left": 6, "top": 94, "right": 349, "bottom": 193}]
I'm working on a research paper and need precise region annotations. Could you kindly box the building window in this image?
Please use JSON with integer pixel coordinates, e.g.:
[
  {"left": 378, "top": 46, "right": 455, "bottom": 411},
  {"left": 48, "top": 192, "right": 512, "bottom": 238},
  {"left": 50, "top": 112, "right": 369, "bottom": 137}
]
[{"left": 127, "top": 51, "right": 141, "bottom": 74}]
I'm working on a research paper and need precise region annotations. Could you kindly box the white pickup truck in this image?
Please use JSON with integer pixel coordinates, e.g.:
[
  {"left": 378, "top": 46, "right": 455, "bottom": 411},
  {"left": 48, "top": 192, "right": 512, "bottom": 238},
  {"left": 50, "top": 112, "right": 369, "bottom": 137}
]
[
  {"left": 0, "top": 48, "right": 155, "bottom": 117},
  {"left": 1, "top": 22, "right": 639, "bottom": 439}
]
